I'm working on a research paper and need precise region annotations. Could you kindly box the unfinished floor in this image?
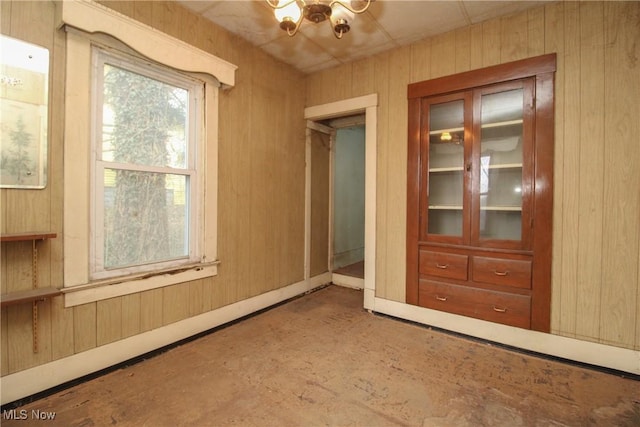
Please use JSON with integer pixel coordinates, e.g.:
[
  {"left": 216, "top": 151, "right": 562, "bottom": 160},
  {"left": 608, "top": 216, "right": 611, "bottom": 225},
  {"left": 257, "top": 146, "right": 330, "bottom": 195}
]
[{"left": 4, "top": 285, "right": 639, "bottom": 426}]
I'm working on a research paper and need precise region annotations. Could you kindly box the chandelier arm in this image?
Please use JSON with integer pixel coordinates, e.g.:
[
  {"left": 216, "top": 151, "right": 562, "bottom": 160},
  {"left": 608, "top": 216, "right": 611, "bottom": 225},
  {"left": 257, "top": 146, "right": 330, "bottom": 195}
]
[
  {"left": 329, "top": 17, "right": 344, "bottom": 39},
  {"left": 329, "top": 0, "right": 372, "bottom": 14},
  {"left": 287, "top": 13, "right": 305, "bottom": 37}
]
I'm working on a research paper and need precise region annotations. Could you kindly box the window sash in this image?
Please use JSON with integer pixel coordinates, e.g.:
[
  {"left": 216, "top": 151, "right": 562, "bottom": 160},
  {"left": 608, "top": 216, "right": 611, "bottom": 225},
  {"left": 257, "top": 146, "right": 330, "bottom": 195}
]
[{"left": 90, "top": 47, "right": 202, "bottom": 280}]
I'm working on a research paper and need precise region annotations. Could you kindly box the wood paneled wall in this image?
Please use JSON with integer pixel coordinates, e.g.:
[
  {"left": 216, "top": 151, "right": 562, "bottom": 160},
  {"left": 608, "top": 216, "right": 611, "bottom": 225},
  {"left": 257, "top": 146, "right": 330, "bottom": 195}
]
[
  {"left": 1, "top": 0, "right": 306, "bottom": 376},
  {"left": 305, "top": 1, "right": 640, "bottom": 350}
]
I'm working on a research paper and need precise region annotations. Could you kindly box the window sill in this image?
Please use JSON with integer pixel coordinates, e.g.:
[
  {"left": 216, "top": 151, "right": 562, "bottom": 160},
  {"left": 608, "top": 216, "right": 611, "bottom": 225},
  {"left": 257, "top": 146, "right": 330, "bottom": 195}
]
[{"left": 62, "top": 262, "right": 218, "bottom": 307}]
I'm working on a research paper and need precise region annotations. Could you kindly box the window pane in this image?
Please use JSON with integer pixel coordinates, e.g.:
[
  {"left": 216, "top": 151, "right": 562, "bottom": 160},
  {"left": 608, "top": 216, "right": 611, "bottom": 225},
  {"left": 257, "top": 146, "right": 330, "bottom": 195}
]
[
  {"left": 104, "top": 169, "right": 188, "bottom": 269},
  {"left": 479, "top": 88, "right": 524, "bottom": 241},
  {"left": 102, "top": 64, "right": 188, "bottom": 168},
  {"left": 428, "top": 100, "right": 464, "bottom": 237}
]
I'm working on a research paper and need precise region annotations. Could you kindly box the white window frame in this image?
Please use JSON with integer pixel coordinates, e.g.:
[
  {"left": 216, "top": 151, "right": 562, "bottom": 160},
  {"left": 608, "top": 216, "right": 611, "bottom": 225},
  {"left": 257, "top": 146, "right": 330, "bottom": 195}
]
[
  {"left": 90, "top": 47, "right": 203, "bottom": 280},
  {"left": 60, "top": 0, "right": 236, "bottom": 307}
]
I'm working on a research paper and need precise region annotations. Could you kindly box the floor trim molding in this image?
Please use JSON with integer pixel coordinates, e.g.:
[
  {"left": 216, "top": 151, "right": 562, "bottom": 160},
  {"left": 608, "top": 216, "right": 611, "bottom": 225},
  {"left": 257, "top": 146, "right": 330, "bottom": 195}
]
[{"left": 372, "top": 297, "right": 640, "bottom": 375}]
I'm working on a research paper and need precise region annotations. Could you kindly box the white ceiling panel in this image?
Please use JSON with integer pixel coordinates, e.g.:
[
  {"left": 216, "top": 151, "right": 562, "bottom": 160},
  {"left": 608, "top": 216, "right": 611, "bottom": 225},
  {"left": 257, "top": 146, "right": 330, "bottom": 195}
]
[{"left": 176, "top": 0, "right": 550, "bottom": 74}]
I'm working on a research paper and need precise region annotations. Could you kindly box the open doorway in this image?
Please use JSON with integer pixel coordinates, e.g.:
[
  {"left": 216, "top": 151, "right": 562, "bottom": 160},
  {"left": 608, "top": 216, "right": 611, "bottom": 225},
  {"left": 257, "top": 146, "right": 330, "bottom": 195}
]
[
  {"left": 304, "top": 94, "right": 377, "bottom": 307},
  {"left": 323, "top": 116, "right": 366, "bottom": 284}
]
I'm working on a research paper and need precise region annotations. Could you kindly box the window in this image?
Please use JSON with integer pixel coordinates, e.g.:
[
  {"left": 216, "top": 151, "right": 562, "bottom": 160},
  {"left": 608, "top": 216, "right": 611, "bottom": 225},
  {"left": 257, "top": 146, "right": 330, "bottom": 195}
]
[
  {"left": 91, "top": 48, "right": 203, "bottom": 280},
  {"left": 60, "top": 0, "right": 236, "bottom": 306}
]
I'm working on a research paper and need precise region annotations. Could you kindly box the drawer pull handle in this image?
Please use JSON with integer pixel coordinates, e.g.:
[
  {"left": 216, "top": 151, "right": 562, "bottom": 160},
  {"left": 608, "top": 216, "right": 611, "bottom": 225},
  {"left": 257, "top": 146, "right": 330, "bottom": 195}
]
[
  {"left": 493, "top": 270, "right": 509, "bottom": 276},
  {"left": 436, "top": 263, "right": 449, "bottom": 269},
  {"left": 435, "top": 295, "right": 448, "bottom": 302},
  {"left": 493, "top": 306, "right": 507, "bottom": 313}
]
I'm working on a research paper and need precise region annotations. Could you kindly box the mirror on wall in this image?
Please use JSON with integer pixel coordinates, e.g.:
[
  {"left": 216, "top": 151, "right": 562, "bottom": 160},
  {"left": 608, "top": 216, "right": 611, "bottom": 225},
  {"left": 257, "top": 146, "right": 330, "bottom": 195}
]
[{"left": 0, "top": 34, "right": 49, "bottom": 189}]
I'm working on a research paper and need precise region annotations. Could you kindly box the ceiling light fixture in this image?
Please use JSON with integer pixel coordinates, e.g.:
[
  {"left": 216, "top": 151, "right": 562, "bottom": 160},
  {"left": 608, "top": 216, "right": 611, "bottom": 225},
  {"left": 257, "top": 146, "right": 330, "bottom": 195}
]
[{"left": 266, "top": 0, "right": 373, "bottom": 39}]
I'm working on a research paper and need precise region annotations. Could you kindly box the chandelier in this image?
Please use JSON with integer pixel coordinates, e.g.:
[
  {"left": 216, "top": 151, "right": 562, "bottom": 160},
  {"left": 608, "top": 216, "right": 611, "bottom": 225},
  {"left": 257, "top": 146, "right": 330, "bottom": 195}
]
[{"left": 266, "top": 0, "right": 373, "bottom": 39}]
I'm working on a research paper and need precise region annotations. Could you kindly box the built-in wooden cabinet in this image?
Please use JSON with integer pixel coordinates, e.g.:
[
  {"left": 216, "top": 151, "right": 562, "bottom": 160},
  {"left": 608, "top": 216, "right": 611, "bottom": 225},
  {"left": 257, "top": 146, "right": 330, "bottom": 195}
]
[{"left": 406, "top": 54, "right": 556, "bottom": 332}]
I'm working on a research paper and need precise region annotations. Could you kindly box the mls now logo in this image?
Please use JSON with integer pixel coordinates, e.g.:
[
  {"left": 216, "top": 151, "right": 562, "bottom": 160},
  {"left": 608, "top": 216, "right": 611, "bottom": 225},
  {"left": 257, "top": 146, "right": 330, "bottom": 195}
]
[{"left": 3, "top": 409, "right": 56, "bottom": 420}]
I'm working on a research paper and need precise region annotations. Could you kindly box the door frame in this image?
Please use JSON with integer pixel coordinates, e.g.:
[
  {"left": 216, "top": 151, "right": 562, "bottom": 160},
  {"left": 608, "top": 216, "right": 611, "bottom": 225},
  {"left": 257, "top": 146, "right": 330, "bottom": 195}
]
[{"left": 304, "top": 94, "right": 378, "bottom": 309}]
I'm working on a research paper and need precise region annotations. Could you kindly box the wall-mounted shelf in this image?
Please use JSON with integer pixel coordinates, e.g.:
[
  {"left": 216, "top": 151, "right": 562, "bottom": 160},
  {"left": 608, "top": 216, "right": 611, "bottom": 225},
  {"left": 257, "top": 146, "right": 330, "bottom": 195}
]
[
  {"left": 1, "top": 287, "right": 62, "bottom": 307},
  {"left": 1, "top": 231, "right": 58, "bottom": 353}
]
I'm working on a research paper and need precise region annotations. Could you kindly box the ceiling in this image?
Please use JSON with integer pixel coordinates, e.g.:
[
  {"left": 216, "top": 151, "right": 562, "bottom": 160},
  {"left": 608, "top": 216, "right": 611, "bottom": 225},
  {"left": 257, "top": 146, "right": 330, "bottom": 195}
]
[{"left": 178, "top": 1, "right": 549, "bottom": 75}]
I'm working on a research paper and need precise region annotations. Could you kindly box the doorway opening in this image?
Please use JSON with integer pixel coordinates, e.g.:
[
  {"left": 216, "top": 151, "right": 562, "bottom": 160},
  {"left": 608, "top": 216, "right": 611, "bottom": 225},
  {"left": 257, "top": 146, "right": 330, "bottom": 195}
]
[
  {"left": 304, "top": 94, "right": 377, "bottom": 309},
  {"left": 324, "top": 116, "right": 366, "bottom": 283}
]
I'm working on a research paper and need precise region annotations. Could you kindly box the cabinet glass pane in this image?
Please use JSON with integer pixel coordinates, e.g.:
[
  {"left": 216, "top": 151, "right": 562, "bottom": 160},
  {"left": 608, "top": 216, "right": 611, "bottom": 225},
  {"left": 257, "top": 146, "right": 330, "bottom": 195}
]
[
  {"left": 480, "top": 89, "right": 523, "bottom": 240},
  {"left": 428, "top": 100, "right": 464, "bottom": 236}
]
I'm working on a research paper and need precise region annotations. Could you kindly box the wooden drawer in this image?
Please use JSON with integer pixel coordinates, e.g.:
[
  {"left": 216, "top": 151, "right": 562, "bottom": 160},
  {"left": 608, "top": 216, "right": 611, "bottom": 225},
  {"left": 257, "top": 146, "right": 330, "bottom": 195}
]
[
  {"left": 419, "top": 251, "right": 468, "bottom": 281},
  {"left": 418, "top": 280, "right": 531, "bottom": 329},
  {"left": 472, "top": 256, "right": 532, "bottom": 289}
]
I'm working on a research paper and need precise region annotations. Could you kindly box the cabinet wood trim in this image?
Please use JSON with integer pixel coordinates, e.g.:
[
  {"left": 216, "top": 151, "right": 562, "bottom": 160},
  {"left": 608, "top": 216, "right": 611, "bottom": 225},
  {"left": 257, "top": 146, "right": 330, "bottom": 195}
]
[{"left": 408, "top": 53, "right": 556, "bottom": 99}]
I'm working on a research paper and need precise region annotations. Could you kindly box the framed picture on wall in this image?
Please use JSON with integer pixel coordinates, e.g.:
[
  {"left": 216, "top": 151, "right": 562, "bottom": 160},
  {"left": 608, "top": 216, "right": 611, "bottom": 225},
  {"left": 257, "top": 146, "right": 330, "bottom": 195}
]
[{"left": 0, "top": 34, "right": 49, "bottom": 189}]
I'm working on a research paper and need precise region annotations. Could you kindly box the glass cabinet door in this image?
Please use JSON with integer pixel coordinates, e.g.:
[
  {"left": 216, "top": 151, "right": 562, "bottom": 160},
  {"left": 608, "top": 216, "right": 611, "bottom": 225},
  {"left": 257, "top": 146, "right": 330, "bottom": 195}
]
[
  {"left": 426, "top": 98, "right": 466, "bottom": 238},
  {"left": 478, "top": 87, "right": 525, "bottom": 241}
]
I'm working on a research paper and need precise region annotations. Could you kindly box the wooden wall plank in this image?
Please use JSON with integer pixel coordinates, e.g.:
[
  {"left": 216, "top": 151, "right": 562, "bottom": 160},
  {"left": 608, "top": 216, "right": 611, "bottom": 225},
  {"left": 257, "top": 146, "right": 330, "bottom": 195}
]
[
  {"left": 140, "top": 288, "right": 163, "bottom": 333},
  {"left": 50, "top": 295, "right": 74, "bottom": 360},
  {"left": 558, "top": 1, "right": 580, "bottom": 337},
  {"left": 600, "top": 1, "right": 640, "bottom": 348},
  {"left": 6, "top": 305, "right": 33, "bottom": 372},
  {"left": 544, "top": 1, "right": 565, "bottom": 335},
  {"left": 97, "top": 298, "right": 122, "bottom": 346},
  {"left": 481, "top": 17, "right": 501, "bottom": 67},
  {"left": 410, "top": 38, "right": 431, "bottom": 84},
  {"left": 430, "top": 33, "right": 456, "bottom": 78},
  {"left": 121, "top": 293, "right": 140, "bottom": 338},
  {"left": 352, "top": 57, "right": 375, "bottom": 97},
  {"left": 280, "top": 68, "right": 305, "bottom": 286},
  {"left": 527, "top": 6, "right": 545, "bottom": 57},
  {"left": 1, "top": 309, "right": 7, "bottom": 375},
  {"left": 469, "top": 23, "right": 483, "bottom": 70},
  {"left": 500, "top": 10, "right": 529, "bottom": 62},
  {"left": 188, "top": 279, "right": 205, "bottom": 317},
  {"left": 454, "top": 27, "right": 471, "bottom": 73},
  {"left": 385, "top": 46, "right": 410, "bottom": 303},
  {"left": 575, "top": 1, "right": 605, "bottom": 341},
  {"left": 309, "top": 129, "right": 330, "bottom": 277},
  {"left": 73, "top": 303, "right": 97, "bottom": 354},
  {"left": 163, "top": 283, "right": 190, "bottom": 325},
  {"left": 372, "top": 52, "right": 390, "bottom": 298},
  {"left": 249, "top": 75, "right": 271, "bottom": 296}
]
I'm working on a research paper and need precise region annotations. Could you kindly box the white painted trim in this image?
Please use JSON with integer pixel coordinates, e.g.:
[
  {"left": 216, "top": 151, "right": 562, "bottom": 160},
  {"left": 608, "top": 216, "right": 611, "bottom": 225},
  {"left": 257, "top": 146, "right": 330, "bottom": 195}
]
[
  {"left": 332, "top": 273, "right": 364, "bottom": 290},
  {"left": 304, "top": 128, "right": 312, "bottom": 281},
  {"left": 58, "top": 0, "right": 236, "bottom": 87},
  {"left": 305, "top": 94, "right": 378, "bottom": 312},
  {"left": 0, "top": 274, "right": 332, "bottom": 405},
  {"left": 304, "top": 94, "right": 378, "bottom": 121},
  {"left": 371, "top": 297, "right": 640, "bottom": 375},
  {"left": 63, "top": 265, "right": 218, "bottom": 307},
  {"left": 62, "top": 9, "right": 225, "bottom": 304}
]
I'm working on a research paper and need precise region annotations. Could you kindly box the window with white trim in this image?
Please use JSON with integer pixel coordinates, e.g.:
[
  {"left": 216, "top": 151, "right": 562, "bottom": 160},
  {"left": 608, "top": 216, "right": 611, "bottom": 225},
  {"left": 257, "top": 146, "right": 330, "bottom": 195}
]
[{"left": 91, "top": 47, "right": 203, "bottom": 280}]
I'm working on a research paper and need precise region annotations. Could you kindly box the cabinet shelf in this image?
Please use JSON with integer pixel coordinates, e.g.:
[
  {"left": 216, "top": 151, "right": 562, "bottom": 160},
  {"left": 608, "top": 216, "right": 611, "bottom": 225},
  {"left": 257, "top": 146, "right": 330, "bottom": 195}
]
[
  {"left": 429, "top": 166, "right": 464, "bottom": 172},
  {"left": 429, "top": 126, "right": 464, "bottom": 135},
  {"left": 480, "top": 206, "right": 522, "bottom": 211},
  {"left": 429, "top": 205, "right": 463, "bottom": 210},
  {"left": 481, "top": 119, "right": 523, "bottom": 129},
  {"left": 485, "top": 163, "right": 522, "bottom": 170}
]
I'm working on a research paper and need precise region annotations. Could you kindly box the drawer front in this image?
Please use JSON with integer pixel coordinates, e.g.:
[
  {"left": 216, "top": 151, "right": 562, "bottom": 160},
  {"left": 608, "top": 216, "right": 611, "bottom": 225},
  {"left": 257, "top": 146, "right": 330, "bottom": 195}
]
[
  {"left": 418, "top": 280, "right": 531, "bottom": 329},
  {"left": 472, "top": 256, "right": 532, "bottom": 289},
  {"left": 419, "top": 251, "right": 468, "bottom": 281}
]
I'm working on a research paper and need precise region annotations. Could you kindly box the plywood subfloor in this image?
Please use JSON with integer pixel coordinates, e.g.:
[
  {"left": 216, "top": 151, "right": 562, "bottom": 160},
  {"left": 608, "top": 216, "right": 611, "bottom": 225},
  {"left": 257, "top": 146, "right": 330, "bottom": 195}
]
[{"left": 4, "top": 286, "right": 639, "bottom": 426}]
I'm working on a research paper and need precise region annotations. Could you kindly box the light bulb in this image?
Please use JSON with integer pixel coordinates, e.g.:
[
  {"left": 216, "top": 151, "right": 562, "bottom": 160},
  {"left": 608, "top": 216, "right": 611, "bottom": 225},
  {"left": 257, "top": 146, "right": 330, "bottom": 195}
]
[
  {"left": 330, "top": 3, "right": 354, "bottom": 24},
  {"left": 274, "top": 0, "right": 301, "bottom": 23}
]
